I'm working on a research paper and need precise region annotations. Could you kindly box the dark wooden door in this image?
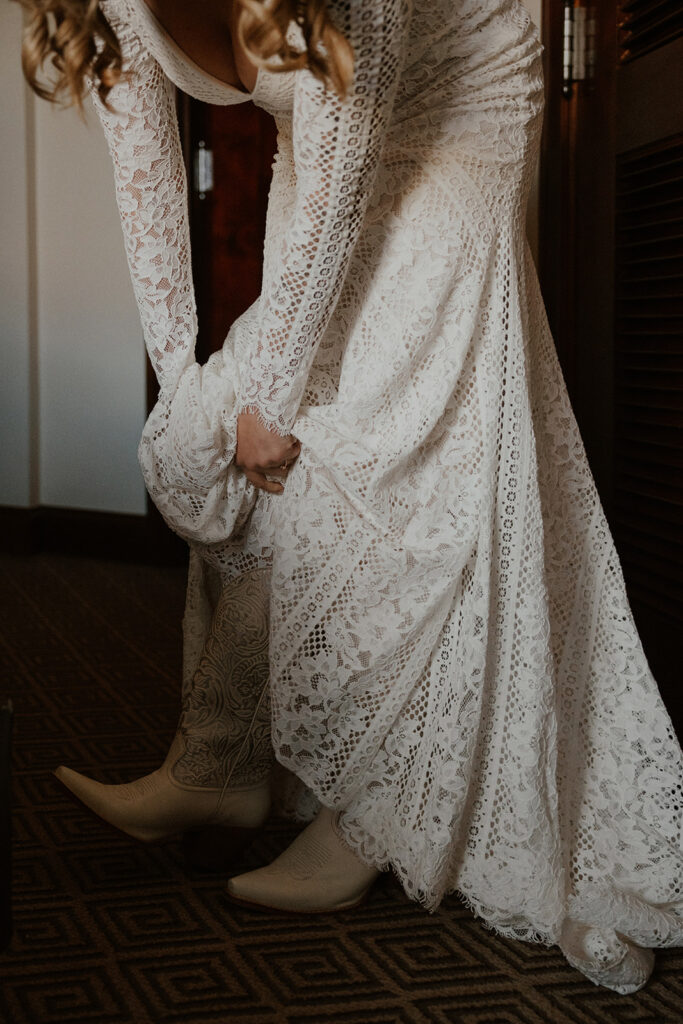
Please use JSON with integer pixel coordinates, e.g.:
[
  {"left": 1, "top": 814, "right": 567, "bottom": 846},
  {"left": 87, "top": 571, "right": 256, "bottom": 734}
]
[
  {"left": 540, "top": 0, "right": 683, "bottom": 732},
  {"left": 178, "top": 97, "right": 278, "bottom": 363}
]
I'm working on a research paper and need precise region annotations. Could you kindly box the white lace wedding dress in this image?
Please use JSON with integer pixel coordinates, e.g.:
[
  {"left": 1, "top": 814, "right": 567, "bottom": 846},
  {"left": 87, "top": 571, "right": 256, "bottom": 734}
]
[{"left": 95, "top": 0, "right": 683, "bottom": 994}]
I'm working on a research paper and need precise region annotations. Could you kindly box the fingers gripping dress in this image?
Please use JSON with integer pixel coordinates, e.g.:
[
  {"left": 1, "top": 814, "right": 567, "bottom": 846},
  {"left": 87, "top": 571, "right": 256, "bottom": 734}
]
[{"left": 96, "top": 0, "right": 683, "bottom": 993}]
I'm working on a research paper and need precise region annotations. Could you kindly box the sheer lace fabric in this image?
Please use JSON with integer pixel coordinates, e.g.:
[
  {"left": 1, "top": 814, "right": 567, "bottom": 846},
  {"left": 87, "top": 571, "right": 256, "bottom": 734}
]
[{"left": 96, "top": 0, "right": 683, "bottom": 994}]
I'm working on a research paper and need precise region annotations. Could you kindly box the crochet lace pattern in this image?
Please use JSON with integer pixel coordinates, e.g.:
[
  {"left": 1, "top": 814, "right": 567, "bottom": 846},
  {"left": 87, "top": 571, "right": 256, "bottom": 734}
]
[{"left": 95, "top": 0, "right": 683, "bottom": 993}]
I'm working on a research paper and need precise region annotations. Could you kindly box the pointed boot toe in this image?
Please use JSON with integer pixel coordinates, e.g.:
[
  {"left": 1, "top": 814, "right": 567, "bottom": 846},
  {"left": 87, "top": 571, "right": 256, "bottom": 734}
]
[
  {"left": 225, "top": 866, "right": 289, "bottom": 910},
  {"left": 53, "top": 764, "right": 172, "bottom": 843},
  {"left": 54, "top": 764, "right": 111, "bottom": 817},
  {"left": 225, "top": 807, "right": 380, "bottom": 913}
]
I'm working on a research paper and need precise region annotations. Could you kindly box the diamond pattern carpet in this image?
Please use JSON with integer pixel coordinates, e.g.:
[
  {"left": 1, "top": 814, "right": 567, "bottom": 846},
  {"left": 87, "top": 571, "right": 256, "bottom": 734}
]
[{"left": 0, "top": 552, "right": 681, "bottom": 1024}]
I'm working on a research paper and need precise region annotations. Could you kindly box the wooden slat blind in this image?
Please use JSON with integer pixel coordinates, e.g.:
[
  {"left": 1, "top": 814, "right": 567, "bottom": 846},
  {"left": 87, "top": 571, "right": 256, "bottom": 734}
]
[
  {"left": 614, "top": 133, "right": 683, "bottom": 621},
  {"left": 619, "top": 0, "right": 683, "bottom": 62}
]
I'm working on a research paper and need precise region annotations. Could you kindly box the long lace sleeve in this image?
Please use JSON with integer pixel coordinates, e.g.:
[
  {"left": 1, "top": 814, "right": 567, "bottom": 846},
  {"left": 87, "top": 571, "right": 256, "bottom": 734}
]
[
  {"left": 89, "top": 2, "right": 256, "bottom": 546},
  {"left": 238, "top": 0, "right": 412, "bottom": 435},
  {"left": 92, "top": 1, "right": 196, "bottom": 391}
]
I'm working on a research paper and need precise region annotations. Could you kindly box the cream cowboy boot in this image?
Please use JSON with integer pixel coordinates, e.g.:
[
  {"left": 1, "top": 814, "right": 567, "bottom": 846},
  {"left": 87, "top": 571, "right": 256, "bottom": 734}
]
[
  {"left": 225, "top": 806, "right": 380, "bottom": 911},
  {"left": 54, "top": 569, "right": 273, "bottom": 863}
]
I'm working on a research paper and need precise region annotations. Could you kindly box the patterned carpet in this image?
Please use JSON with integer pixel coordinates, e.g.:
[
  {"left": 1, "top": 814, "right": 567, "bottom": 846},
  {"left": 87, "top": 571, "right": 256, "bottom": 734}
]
[{"left": 0, "top": 551, "right": 681, "bottom": 1024}]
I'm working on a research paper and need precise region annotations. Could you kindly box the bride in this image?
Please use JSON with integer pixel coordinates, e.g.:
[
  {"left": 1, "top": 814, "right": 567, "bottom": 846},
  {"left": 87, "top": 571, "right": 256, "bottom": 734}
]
[{"left": 19, "top": 0, "right": 683, "bottom": 994}]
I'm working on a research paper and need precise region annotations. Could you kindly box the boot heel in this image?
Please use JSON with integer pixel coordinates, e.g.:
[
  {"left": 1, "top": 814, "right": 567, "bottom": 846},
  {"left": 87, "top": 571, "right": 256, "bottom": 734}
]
[{"left": 182, "top": 825, "right": 258, "bottom": 873}]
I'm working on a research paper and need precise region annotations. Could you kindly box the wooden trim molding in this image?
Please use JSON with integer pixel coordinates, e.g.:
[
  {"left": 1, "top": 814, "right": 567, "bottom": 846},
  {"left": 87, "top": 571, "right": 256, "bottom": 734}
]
[{"left": 0, "top": 505, "right": 187, "bottom": 565}]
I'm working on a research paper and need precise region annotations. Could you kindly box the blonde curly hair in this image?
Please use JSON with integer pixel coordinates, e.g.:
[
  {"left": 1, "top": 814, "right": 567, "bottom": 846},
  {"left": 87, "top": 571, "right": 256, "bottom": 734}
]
[{"left": 17, "top": 0, "right": 354, "bottom": 109}]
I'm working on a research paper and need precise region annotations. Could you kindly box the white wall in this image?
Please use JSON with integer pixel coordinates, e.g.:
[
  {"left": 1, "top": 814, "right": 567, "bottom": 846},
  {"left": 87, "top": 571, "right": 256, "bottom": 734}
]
[
  {"left": 1, "top": 5, "right": 147, "bottom": 515},
  {"left": 0, "top": 4, "right": 34, "bottom": 507},
  {"left": 34, "top": 100, "right": 147, "bottom": 513}
]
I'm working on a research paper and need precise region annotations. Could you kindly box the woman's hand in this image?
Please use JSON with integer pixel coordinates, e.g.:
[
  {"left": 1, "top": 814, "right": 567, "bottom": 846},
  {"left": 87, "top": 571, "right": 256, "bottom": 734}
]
[{"left": 235, "top": 411, "right": 301, "bottom": 494}]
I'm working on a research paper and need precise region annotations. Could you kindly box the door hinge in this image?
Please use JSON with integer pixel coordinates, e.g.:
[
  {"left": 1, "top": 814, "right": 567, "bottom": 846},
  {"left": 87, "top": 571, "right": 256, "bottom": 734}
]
[
  {"left": 563, "top": 1, "right": 596, "bottom": 98},
  {"left": 193, "top": 141, "right": 214, "bottom": 199}
]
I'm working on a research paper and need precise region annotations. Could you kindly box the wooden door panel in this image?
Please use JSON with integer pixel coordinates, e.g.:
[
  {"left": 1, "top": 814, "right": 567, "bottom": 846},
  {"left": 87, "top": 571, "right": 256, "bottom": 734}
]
[
  {"left": 614, "top": 131, "right": 683, "bottom": 632},
  {"left": 612, "top": 1, "right": 683, "bottom": 714},
  {"left": 180, "top": 97, "right": 278, "bottom": 364},
  {"left": 540, "top": 0, "right": 683, "bottom": 731},
  {"left": 617, "top": 36, "right": 683, "bottom": 151},
  {"left": 619, "top": 0, "right": 683, "bottom": 61}
]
